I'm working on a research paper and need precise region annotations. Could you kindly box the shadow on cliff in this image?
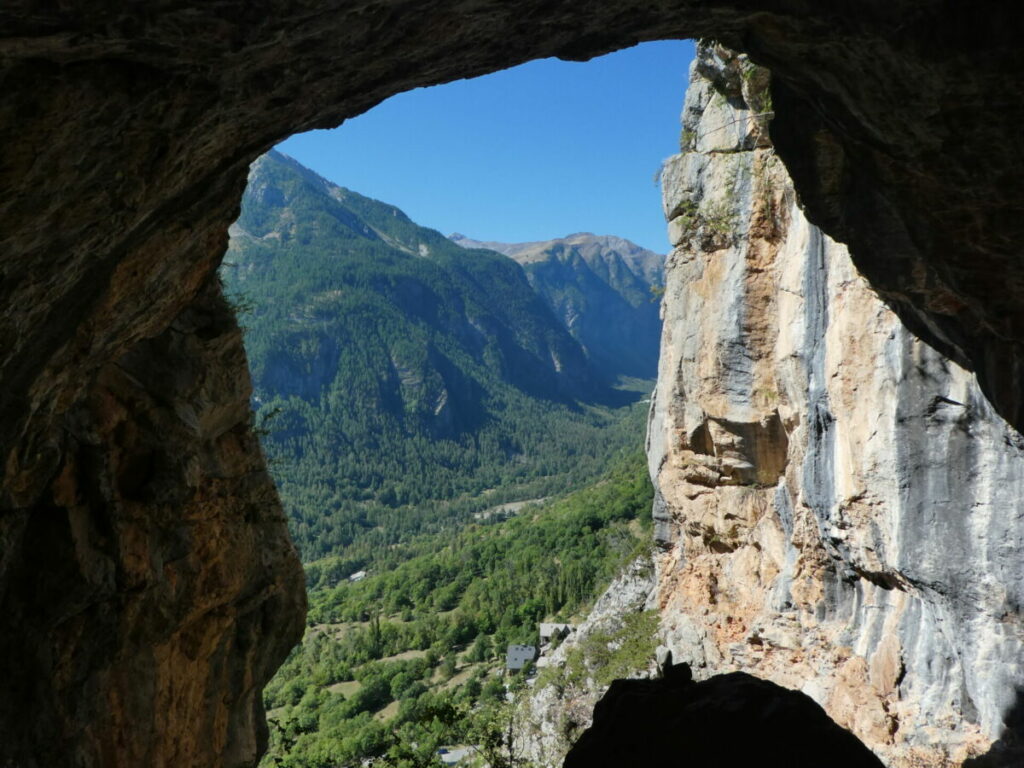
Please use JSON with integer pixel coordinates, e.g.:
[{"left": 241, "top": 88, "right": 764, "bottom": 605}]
[
  {"left": 563, "top": 663, "right": 885, "bottom": 768},
  {"left": 963, "top": 687, "right": 1024, "bottom": 768}
]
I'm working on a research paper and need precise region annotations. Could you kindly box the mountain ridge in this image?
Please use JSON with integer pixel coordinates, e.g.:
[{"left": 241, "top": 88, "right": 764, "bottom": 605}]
[
  {"left": 450, "top": 230, "right": 665, "bottom": 381},
  {"left": 222, "top": 150, "right": 657, "bottom": 565}
]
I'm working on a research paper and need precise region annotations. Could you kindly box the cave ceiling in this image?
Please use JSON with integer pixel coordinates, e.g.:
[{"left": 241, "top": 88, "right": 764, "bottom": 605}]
[
  {"left": 1, "top": 2, "right": 1023, "bottom": 765},
  {"left": 2, "top": 2, "right": 1023, "bottom": 441}
]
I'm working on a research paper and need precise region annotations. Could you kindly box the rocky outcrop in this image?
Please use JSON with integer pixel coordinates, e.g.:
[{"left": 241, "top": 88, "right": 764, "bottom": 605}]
[
  {"left": 648, "top": 43, "right": 1024, "bottom": 766},
  {"left": 3, "top": 3, "right": 1024, "bottom": 765},
  {"left": 521, "top": 556, "right": 657, "bottom": 766},
  {"left": 0, "top": 282, "right": 306, "bottom": 768},
  {"left": 564, "top": 667, "right": 885, "bottom": 768}
]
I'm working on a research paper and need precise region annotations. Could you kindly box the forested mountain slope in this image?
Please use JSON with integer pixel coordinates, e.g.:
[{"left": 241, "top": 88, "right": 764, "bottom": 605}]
[
  {"left": 223, "top": 152, "right": 655, "bottom": 565},
  {"left": 450, "top": 232, "right": 664, "bottom": 380},
  {"left": 261, "top": 453, "right": 656, "bottom": 768}
]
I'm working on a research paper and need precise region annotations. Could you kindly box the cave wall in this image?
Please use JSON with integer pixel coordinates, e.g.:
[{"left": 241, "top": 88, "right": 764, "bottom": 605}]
[
  {"left": 648, "top": 44, "right": 1024, "bottom": 766},
  {"left": 0, "top": 281, "right": 306, "bottom": 767},
  {"left": 2, "top": 2, "right": 1024, "bottom": 765}
]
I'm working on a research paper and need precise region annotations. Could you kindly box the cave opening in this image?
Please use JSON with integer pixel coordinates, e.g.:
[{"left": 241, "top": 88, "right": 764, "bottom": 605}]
[
  {"left": 225, "top": 40, "right": 690, "bottom": 766},
  {"left": 4, "top": 7, "right": 1024, "bottom": 768}
]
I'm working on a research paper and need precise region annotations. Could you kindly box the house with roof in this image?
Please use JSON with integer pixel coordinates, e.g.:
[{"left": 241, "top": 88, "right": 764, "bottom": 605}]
[
  {"left": 539, "top": 622, "right": 573, "bottom": 647},
  {"left": 505, "top": 644, "right": 537, "bottom": 671},
  {"left": 437, "top": 746, "right": 475, "bottom": 766}
]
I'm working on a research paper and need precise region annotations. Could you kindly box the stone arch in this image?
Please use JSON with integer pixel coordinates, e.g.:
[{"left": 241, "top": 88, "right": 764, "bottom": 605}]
[{"left": 2, "top": 3, "right": 1023, "bottom": 765}]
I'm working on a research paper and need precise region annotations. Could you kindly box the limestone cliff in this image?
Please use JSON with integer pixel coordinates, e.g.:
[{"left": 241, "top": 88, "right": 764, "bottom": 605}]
[{"left": 648, "top": 43, "right": 1024, "bottom": 767}]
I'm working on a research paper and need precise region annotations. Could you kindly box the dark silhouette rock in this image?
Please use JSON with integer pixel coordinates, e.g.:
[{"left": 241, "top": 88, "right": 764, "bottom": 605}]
[
  {"left": 964, "top": 688, "right": 1024, "bottom": 768},
  {"left": 2, "top": 3, "right": 1024, "bottom": 766},
  {"left": 564, "top": 671, "right": 886, "bottom": 768},
  {"left": 0, "top": 280, "right": 306, "bottom": 768}
]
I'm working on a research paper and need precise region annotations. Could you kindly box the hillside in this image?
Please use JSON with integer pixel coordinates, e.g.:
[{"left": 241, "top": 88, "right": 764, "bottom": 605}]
[
  {"left": 449, "top": 232, "right": 664, "bottom": 380},
  {"left": 261, "top": 453, "right": 656, "bottom": 768},
  {"left": 222, "top": 152, "right": 655, "bottom": 566}
]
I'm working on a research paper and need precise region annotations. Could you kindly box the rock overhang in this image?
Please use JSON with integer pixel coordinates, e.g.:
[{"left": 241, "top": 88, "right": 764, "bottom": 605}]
[{"left": 3, "top": 3, "right": 1024, "bottom": 766}]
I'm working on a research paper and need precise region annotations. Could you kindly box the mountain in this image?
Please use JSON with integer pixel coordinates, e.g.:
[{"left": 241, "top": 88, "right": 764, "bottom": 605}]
[
  {"left": 449, "top": 232, "right": 664, "bottom": 380},
  {"left": 222, "top": 151, "right": 653, "bottom": 564},
  {"left": 230, "top": 152, "right": 598, "bottom": 425},
  {"left": 225, "top": 153, "right": 659, "bottom": 768}
]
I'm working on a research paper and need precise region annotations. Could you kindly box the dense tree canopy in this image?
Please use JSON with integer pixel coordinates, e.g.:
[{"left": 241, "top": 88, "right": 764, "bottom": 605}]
[
  {"left": 223, "top": 151, "right": 655, "bottom": 566},
  {"left": 222, "top": 153, "right": 663, "bottom": 766}
]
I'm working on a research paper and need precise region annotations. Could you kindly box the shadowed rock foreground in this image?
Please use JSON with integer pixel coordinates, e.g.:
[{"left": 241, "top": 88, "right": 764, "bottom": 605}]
[
  {"left": 565, "top": 666, "right": 885, "bottom": 768},
  {"left": 3, "top": 2, "right": 1024, "bottom": 765}
]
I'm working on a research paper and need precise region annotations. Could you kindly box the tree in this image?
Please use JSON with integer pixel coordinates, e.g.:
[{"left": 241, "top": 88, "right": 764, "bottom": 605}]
[
  {"left": 469, "top": 692, "right": 537, "bottom": 768},
  {"left": 467, "top": 633, "right": 492, "bottom": 662},
  {"left": 440, "top": 655, "right": 458, "bottom": 680}
]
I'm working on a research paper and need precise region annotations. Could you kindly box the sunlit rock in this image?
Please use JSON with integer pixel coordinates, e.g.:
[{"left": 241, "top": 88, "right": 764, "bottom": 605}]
[{"left": 648, "top": 43, "right": 1024, "bottom": 766}]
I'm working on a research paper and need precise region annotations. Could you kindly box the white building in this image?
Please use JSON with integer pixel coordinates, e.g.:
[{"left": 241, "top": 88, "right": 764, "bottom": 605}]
[{"left": 437, "top": 746, "right": 475, "bottom": 765}]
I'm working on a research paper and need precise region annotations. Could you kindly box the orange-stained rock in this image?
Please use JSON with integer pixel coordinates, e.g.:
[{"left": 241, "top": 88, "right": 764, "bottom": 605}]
[
  {"left": 650, "top": 43, "right": 1024, "bottom": 768},
  {"left": 0, "top": 282, "right": 305, "bottom": 768}
]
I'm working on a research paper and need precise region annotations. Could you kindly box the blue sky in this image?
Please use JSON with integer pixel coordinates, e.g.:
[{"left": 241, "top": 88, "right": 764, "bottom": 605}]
[{"left": 277, "top": 40, "right": 695, "bottom": 254}]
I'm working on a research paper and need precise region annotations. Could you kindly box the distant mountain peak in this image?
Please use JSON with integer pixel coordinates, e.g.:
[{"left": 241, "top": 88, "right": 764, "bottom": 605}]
[
  {"left": 448, "top": 231, "right": 664, "bottom": 284},
  {"left": 449, "top": 231, "right": 665, "bottom": 380},
  {"left": 227, "top": 150, "right": 602, "bottom": 413}
]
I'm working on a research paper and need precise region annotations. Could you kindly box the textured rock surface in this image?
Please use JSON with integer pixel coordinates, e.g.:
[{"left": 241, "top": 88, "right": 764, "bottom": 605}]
[
  {"left": 3, "top": 3, "right": 1024, "bottom": 458},
  {"left": 521, "top": 556, "right": 657, "bottom": 766},
  {"left": 3, "top": 3, "right": 1024, "bottom": 765},
  {"left": 0, "top": 281, "right": 306, "bottom": 768},
  {"left": 450, "top": 232, "right": 664, "bottom": 380},
  {"left": 649, "top": 43, "right": 1024, "bottom": 766},
  {"left": 564, "top": 668, "right": 885, "bottom": 768}
]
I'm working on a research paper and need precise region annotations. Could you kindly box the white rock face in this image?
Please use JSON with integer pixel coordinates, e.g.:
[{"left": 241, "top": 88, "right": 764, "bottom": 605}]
[
  {"left": 648, "top": 42, "right": 1024, "bottom": 767},
  {"left": 520, "top": 557, "right": 657, "bottom": 767}
]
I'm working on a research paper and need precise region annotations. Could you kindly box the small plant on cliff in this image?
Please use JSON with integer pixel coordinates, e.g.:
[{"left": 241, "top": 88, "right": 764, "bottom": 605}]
[
  {"left": 469, "top": 685, "right": 538, "bottom": 768},
  {"left": 219, "top": 265, "right": 256, "bottom": 318},
  {"left": 673, "top": 199, "right": 700, "bottom": 234},
  {"left": 753, "top": 386, "right": 779, "bottom": 408},
  {"left": 704, "top": 200, "right": 736, "bottom": 238},
  {"left": 739, "top": 59, "right": 773, "bottom": 116},
  {"left": 557, "top": 610, "right": 660, "bottom": 690},
  {"left": 652, "top": 156, "right": 673, "bottom": 187}
]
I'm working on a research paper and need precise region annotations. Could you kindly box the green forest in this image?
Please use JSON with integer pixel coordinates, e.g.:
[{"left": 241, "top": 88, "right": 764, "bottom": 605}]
[
  {"left": 261, "top": 454, "right": 656, "bottom": 768},
  {"left": 223, "top": 151, "right": 656, "bottom": 568},
  {"left": 223, "top": 151, "right": 664, "bottom": 767}
]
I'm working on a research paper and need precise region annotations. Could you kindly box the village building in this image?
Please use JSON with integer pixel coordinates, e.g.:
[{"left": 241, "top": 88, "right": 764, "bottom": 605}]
[
  {"left": 505, "top": 644, "right": 537, "bottom": 671},
  {"left": 538, "top": 622, "right": 573, "bottom": 646},
  {"left": 437, "top": 746, "right": 475, "bottom": 766}
]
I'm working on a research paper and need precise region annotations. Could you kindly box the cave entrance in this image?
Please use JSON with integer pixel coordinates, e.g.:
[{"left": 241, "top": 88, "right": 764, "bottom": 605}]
[
  {"left": 222, "top": 40, "right": 691, "bottom": 766},
  {"left": 5, "top": 6, "right": 1024, "bottom": 767}
]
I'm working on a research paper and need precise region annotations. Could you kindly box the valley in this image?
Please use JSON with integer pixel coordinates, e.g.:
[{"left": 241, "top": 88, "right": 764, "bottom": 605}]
[
  {"left": 222, "top": 151, "right": 666, "bottom": 766},
  {"left": 260, "top": 455, "right": 654, "bottom": 767}
]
